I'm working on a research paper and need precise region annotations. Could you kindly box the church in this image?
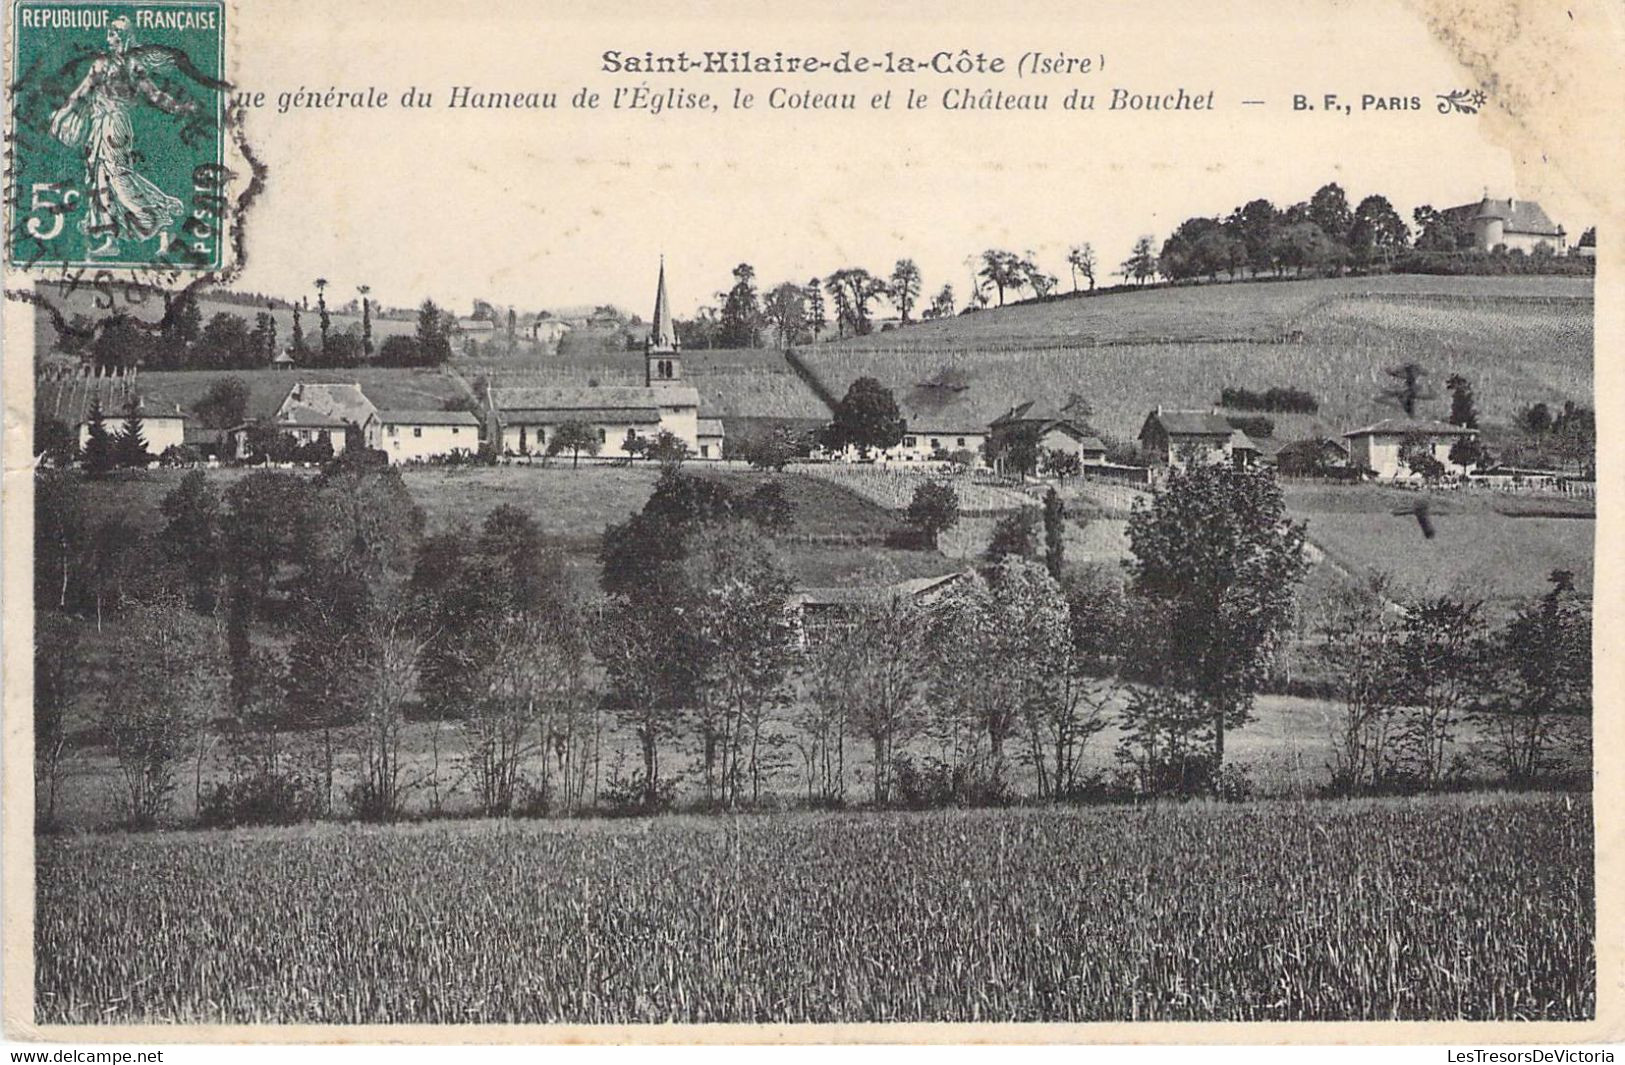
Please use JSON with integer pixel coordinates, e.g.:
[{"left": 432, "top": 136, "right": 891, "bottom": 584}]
[{"left": 488, "top": 262, "right": 726, "bottom": 460}]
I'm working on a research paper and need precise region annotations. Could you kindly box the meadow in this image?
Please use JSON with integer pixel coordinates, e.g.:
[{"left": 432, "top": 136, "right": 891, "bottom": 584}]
[{"left": 34, "top": 793, "right": 1593, "bottom": 1024}]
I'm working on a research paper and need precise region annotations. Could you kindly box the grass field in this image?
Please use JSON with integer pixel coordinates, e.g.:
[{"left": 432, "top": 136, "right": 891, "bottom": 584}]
[{"left": 35, "top": 793, "right": 1593, "bottom": 1024}]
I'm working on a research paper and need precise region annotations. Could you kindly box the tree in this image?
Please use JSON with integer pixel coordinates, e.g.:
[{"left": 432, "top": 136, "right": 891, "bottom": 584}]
[
  {"left": 1043, "top": 488, "right": 1066, "bottom": 578},
  {"left": 415, "top": 299, "right": 453, "bottom": 365},
  {"left": 761, "top": 281, "right": 807, "bottom": 350},
  {"left": 646, "top": 430, "right": 689, "bottom": 471},
  {"left": 1445, "top": 373, "right": 1479, "bottom": 428},
  {"left": 836, "top": 592, "right": 930, "bottom": 804},
  {"left": 1021, "top": 256, "right": 1057, "bottom": 298},
  {"left": 104, "top": 600, "right": 224, "bottom": 827},
  {"left": 314, "top": 278, "right": 331, "bottom": 354},
  {"left": 1413, "top": 204, "right": 1471, "bottom": 251},
  {"left": 824, "top": 268, "right": 887, "bottom": 336},
  {"left": 684, "top": 525, "right": 797, "bottom": 805},
  {"left": 1225, "top": 198, "right": 1280, "bottom": 275},
  {"left": 1041, "top": 447, "right": 1082, "bottom": 480},
  {"left": 1067, "top": 243, "right": 1097, "bottom": 291},
  {"left": 1315, "top": 574, "right": 1404, "bottom": 793},
  {"left": 113, "top": 397, "right": 150, "bottom": 469},
  {"left": 803, "top": 278, "right": 827, "bottom": 340},
  {"left": 35, "top": 417, "right": 76, "bottom": 466},
  {"left": 985, "top": 507, "right": 1038, "bottom": 563},
  {"left": 160, "top": 470, "right": 223, "bottom": 613},
  {"left": 977, "top": 249, "right": 1026, "bottom": 305},
  {"left": 825, "top": 377, "right": 905, "bottom": 455},
  {"left": 889, "top": 259, "right": 922, "bottom": 322},
  {"left": 34, "top": 612, "right": 79, "bottom": 829},
  {"left": 197, "top": 311, "right": 255, "bottom": 369},
  {"left": 987, "top": 422, "right": 1043, "bottom": 477},
  {"left": 904, "top": 480, "right": 959, "bottom": 549},
  {"left": 1382, "top": 361, "right": 1433, "bottom": 417},
  {"left": 90, "top": 312, "right": 153, "bottom": 370},
  {"left": 1349, "top": 194, "right": 1409, "bottom": 266},
  {"left": 719, "top": 263, "right": 762, "bottom": 348},
  {"left": 289, "top": 301, "right": 308, "bottom": 359},
  {"left": 1125, "top": 465, "right": 1308, "bottom": 769},
  {"left": 192, "top": 377, "right": 250, "bottom": 430},
  {"left": 357, "top": 285, "right": 373, "bottom": 357},
  {"left": 1121, "top": 235, "right": 1158, "bottom": 285},
  {"left": 547, "top": 420, "right": 601, "bottom": 468},
  {"left": 1308, "top": 182, "right": 1353, "bottom": 244},
  {"left": 1485, "top": 570, "right": 1590, "bottom": 783},
  {"left": 376, "top": 334, "right": 422, "bottom": 367},
  {"left": 1399, "top": 431, "right": 1448, "bottom": 482},
  {"left": 81, "top": 401, "right": 115, "bottom": 476},
  {"left": 1392, "top": 595, "right": 1487, "bottom": 789},
  {"left": 930, "top": 560, "right": 1070, "bottom": 787},
  {"left": 924, "top": 283, "right": 955, "bottom": 320}
]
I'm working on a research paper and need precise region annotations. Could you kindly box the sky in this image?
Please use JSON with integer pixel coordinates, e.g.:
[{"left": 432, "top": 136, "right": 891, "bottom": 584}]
[{"left": 204, "top": 0, "right": 1605, "bottom": 318}]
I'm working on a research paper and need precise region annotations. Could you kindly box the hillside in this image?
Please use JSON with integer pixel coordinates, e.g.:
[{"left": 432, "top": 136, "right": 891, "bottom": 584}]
[{"left": 798, "top": 274, "right": 1593, "bottom": 441}]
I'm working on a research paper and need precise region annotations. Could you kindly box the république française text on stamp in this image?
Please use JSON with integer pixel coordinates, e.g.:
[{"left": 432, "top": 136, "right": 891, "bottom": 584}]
[{"left": 8, "top": 0, "right": 228, "bottom": 273}]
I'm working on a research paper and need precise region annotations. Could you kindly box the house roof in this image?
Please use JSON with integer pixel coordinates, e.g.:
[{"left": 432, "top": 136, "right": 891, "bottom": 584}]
[
  {"left": 499, "top": 407, "right": 662, "bottom": 425},
  {"left": 795, "top": 571, "right": 970, "bottom": 610},
  {"left": 1229, "top": 429, "right": 1263, "bottom": 453},
  {"left": 277, "top": 408, "right": 350, "bottom": 429},
  {"left": 1143, "top": 409, "right": 1234, "bottom": 437},
  {"left": 1470, "top": 197, "right": 1564, "bottom": 236},
  {"left": 276, "top": 382, "right": 376, "bottom": 425},
  {"left": 1276, "top": 437, "right": 1350, "bottom": 459},
  {"left": 697, "top": 418, "right": 726, "bottom": 437},
  {"left": 491, "top": 384, "right": 701, "bottom": 411},
  {"left": 1344, "top": 418, "right": 1477, "bottom": 439},
  {"left": 373, "top": 409, "right": 481, "bottom": 427}
]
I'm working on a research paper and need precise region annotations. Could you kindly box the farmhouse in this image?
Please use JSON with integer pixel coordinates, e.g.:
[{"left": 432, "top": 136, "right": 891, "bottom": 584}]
[
  {"left": 1439, "top": 196, "right": 1567, "bottom": 255},
  {"left": 991, "top": 397, "right": 1106, "bottom": 467},
  {"left": 1274, "top": 436, "right": 1350, "bottom": 476},
  {"left": 529, "top": 318, "right": 572, "bottom": 350},
  {"left": 365, "top": 409, "right": 482, "bottom": 463},
  {"left": 1343, "top": 418, "right": 1478, "bottom": 479},
  {"left": 488, "top": 261, "right": 725, "bottom": 460},
  {"left": 1138, "top": 408, "right": 1257, "bottom": 469}
]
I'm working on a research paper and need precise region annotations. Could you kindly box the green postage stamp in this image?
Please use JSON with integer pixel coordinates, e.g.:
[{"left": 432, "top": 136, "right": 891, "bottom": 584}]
[{"left": 7, "top": 0, "right": 227, "bottom": 271}]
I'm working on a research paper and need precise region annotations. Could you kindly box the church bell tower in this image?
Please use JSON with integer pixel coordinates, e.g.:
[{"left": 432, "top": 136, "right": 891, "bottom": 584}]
[{"left": 645, "top": 258, "right": 683, "bottom": 388}]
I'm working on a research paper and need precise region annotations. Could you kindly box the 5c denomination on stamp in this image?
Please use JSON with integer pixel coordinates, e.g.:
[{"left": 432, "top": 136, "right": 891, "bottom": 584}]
[{"left": 8, "top": 0, "right": 228, "bottom": 272}]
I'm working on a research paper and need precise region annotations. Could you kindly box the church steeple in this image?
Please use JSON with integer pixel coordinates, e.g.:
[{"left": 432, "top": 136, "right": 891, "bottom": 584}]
[{"left": 646, "top": 257, "right": 682, "bottom": 387}]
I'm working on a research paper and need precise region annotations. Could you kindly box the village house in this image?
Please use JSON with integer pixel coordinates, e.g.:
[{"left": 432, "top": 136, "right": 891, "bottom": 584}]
[
  {"left": 1138, "top": 408, "right": 1260, "bottom": 469},
  {"left": 791, "top": 571, "right": 971, "bottom": 649},
  {"left": 365, "top": 409, "right": 482, "bottom": 463},
  {"left": 1273, "top": 436, "right": 1351, "bottom": 476},
  {"left": 488, "top": 262, "right": 725, "bottom": 460},
  {"left": 529, "top": 318, "right": 572, "bottom": 350},
  {"left": 1439, "top": 195, "right": 1567, "bottom": 255},
  {"left": 77, "top": 401, "right": 188, "bottom": 455},
  {"left": 990, "top": 397, "right": 1107, "bottom": 469},
  {"left": 1343, "top": 418, "right": 1478, "bottom": 479},
  {"left": 227, "top": 381, "right": 375, "bottom": 459}
]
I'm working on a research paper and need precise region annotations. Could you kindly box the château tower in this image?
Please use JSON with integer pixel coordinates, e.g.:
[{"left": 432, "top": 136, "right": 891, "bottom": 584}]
[{"left": 645, "top": 257, "right": 683, "bottom": 388}]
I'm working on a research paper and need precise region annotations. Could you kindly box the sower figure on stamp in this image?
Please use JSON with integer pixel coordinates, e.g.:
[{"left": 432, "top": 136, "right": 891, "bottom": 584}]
[{"left": 48, "top": 16, "right": 199, "bottom": 257}]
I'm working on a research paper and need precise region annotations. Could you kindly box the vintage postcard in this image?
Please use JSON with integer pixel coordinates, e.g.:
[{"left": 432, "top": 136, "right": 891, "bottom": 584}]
[{"left": 1, "top": 0, "right": 1620, "bottom": 1048}]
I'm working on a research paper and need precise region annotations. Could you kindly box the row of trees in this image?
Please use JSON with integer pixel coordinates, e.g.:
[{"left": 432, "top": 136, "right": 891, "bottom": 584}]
[
  {"left": 37, "top": 456, "right": 1589, "bottom": 830},
  {"left": 57, "top": 286, "right": 455, "bottom": 372}
]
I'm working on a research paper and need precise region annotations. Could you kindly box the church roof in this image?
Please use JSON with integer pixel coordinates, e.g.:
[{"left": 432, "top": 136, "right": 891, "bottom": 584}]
[
  {"left": 491, "top": 384, "right": 700, "bottom": 410},
  {"left": 1442, "top": 197, "right": 1564, "bottom": 236},
  {"left": 499, "top": 407, "right": 662, "bottom": 425},
  {"left": 648, "top": 258, "right": 678, "bottom": 352}
]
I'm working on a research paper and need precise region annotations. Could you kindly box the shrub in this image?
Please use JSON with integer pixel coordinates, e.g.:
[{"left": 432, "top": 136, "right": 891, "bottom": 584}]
[
  {"left": 159, "top": 443, "right": 202, "bottom": 467},
  {"left": 1225, "top": 415, "right": 1275, "bottom": 439},
  {"left": 1219, "top": 386, "right": 1319, "bottom": 414},
  {"left": 199, "top": 772, "right": 314, "bottom": 828},
  {"left": 891, "top": 754, "right": 1014, "bottom": 810}
]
